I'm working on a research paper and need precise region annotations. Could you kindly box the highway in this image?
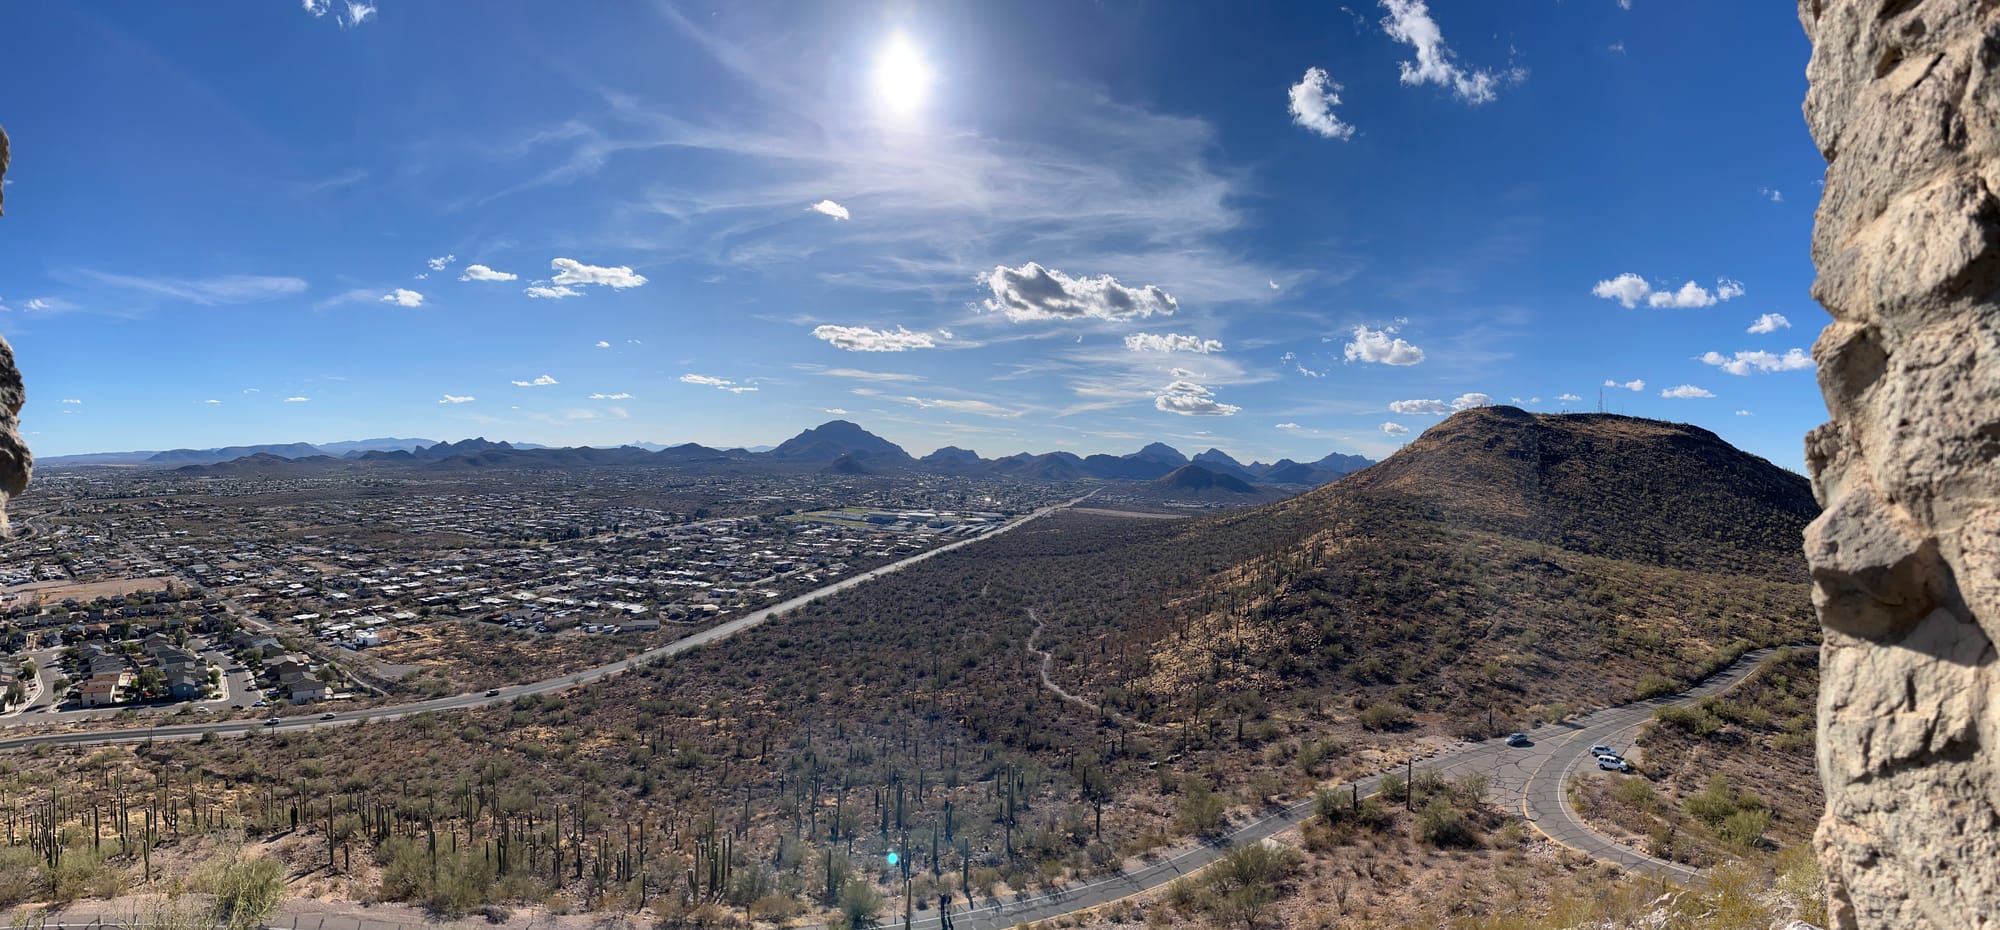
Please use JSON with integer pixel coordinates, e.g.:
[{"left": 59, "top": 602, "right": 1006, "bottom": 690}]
[{"left": 0, "top": 494, "right": 1090, "bottom": 752}]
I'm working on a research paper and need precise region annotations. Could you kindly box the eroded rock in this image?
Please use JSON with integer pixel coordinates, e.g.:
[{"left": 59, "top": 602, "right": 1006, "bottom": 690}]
[
  {"left": 1800, "top": 2, "right": 2000, "bottom": 927},
  {"left": 0, "top": 123, "right": 24, "bottom": 532}
]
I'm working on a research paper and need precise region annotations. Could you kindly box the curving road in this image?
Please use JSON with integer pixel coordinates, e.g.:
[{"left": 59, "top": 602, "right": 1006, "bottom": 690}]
[{"left": 0, "top": 494, "right": 1091, "bottom": 753}]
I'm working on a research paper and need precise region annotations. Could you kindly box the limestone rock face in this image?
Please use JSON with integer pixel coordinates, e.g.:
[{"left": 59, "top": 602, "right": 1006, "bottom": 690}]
[
  {"left": 1799, "top": 2, "right": 2000, "bottom": 927},
  {"left": 0, "top": 123, "right": 23, "bottom": 531}
]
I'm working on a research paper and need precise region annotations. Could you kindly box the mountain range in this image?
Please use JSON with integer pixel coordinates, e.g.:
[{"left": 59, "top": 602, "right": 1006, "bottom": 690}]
[{"left": 37, "top": 420, "right": 1375, "bottom": 488}]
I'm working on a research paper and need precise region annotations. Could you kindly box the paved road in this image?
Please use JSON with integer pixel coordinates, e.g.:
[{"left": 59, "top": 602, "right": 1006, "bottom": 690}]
[
  {"left": 0, "top": 495, "right": 1090, "bottom": 753},
  {"left": 805, "top": 647, "right": 1784, "bottom": 930}
]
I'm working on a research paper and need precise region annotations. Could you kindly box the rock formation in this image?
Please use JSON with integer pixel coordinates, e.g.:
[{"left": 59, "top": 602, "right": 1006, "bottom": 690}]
[
  {"left": 0, "top": 122, "right": 25, "bottom": 533},
  {"left": 1798, "top": 3, "right": 2000, "bottom": 927}
]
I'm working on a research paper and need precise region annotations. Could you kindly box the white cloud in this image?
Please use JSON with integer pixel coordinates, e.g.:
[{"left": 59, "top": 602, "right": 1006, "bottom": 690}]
[
  {"left": 1388, "top": 392, "right": 1489, "bottom": 415},
  {"left": 1154, "top": 377, "right": 1240, "bottom": 417},
  {"left": 1736, "top": 409, "right": 1754, "bottom": 416},
  {"left": 1275, "top": 422, "right": 1301, "bottom": 430},
  {"left": 1608, "top": 41, "right": 1626, "bottom": 53},
  {"left": 594, "top": 340, "right": 611, "bottom": 348},
  {"left": 1343, "top": 324, "right": 1425, "bottom": 365},
  {"left": 380, "top": 288, "right": 424, "bottom": 308},
  {"left": 526, "top": 285, "right": 583, "bottom": 299},
  {"left": 427, "top": 255, "right": 456, "bottom": 272},
  {"left": 59, "top": 398, "right": 81, "bottom": 405},
  {"left": 203, "top": 399, "right": 220, "bottom": 405},
  {"left": 1660, "top": 384, "right": 1715, "bottom": 399},
  {"left": 1604, "top": 378, "right": 1645, "bottom": 391},
  {"left": 1379, "top": 0, "right": 1516, "bottom": 105},
  {"left": 809, "top": 200, "right": 851, "bottom": 220},
  {"left": 1558, "top": 393, "right": 1582, "bottom": 402},
  {"left": 1698, "top": 348, "right": 1815, "bottom": 376},
  {"left": 342, "top": 1, "right": 374, "bottom": 27},
  {"left": 284, "top": 396, "right": 310, "bottom": 403},
  {"left": 24, "top": 298, "right": 56, "bottom": 312},
  {"left": 303, "top": 0, "right": 329, "bottom": 15},
  {"left": 550, "top": 257, "right": 647, "bottom": 289},
  {"left": 1269, "top": 279, "right": 1281, "bottom": 290},
  {"left": 1382, "top": 422, "right": 1411, "bottom": 436},
  {"left": 824, "top": 408, "right": 848, "bottom": 415},
  {"left": 439, "top": 394, "right": 475, "bottom": 404},
  {"left": 727, "top": 387, "right": 759, "bottom": 394},
  {"left": 1288, "top": 67, "right": 1357, "bottom": 140},
  {"left": 1748, "top": 312, "right": 1791, "bottom": 334},
  {"left": 589, "top": 392, "right": 634, "bottom": 400},
  {"left": 511, "top": 374, "right": 560, "bottom": 387},
  {"left": 1591, "top": 273, "right": 1745, "bottom": 309},
  {"left": 1125, "top": 332, "right": 1223, "bottom": 354},
  {"left": 812, "top": 324, "right": 938, "bottom": 352},
  {"left": 459, "top": 264, "right": 518, "bottom": 282},
  {"left": 681, "top": 374, "right": 740, "bottom": 389},
  {"left": 1759, "top": 187, "right": 1783, "bottom": 203},
  {"left": 80, "top": 271, "right": 307, "bottom": 306},
  {"left": 982, "top": 262, "right": 1176, "bottom": 322}
]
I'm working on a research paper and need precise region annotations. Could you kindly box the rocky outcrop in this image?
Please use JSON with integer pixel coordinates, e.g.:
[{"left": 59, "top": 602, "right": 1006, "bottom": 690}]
[
  {"left": 0, "top": 123, "right": 25, "bottom": 532},
  {"left": 1798, "top": 3, "right": 2000, "bottom": 927}
]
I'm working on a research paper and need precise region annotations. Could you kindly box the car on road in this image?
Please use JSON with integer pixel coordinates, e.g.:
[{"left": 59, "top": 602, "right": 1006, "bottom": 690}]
[
  {"left": 264, "top": 717, "right": 280, "bottom": 726},
  {"left": 320, "top": 712, "right": 336, "bottom": 720},
  {"left": 1505, "top": 732, "right": 1531, "bottom": 747},
  {"left": 485, "top": 688, "right": 501, "bottom": 697},
  {"left": 1596, "top": 754, "right": 1631, "bottom": 772}
]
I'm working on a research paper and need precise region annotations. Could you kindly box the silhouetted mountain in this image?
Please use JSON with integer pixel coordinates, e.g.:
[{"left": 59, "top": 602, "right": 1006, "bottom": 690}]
[
  {"left": 767, "top": 421, "right": 913, "bottom": 466},
  {"left": 320, "top": 437, "right": 436, "bottom": 456},
  {"left": 1192, "top": 448, "right": 1258, "bottom": 482},
  {"left": 993, "top": 451, "right": 1087, "bottom": 481},
  {"left": 1260, "top": 460, "right": 1332, "bottom": 485},
  {"left": 820, "top": 454, "right": 875, "bottom": 476},
  {"left": 1312, "top": 451, "right": 1373, "bottom": 477},
  {"left": 1154, "top": 463, "right": 1259, "bottom": 493},
  {"left": 172, "top": 453, "right": 348, "bottom": 477},
  {"left": 146, "top": 442, "right": 328, "bottom": 465}
]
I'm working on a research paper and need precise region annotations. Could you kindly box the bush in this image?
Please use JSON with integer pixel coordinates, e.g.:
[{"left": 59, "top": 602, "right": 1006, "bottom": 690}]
[
  {"left": 1685, "top": 774, "right": 1739, "bottom": 826},
  {"left": 1613, "top": 777, "right": 1661, "bottom": 812},
  {"left": 200, "top": 849, "right": 286, "bottom": 930},
  {"left": 1635, "top": 675, "right": 1679, "bottom": 699},
  {"left": 1416, "top": 799, "right": 1479, "bottom": 848},
  {"left": 1177, "top": 777, "right": 1227, "bottom": 836},
  {"left": 1358, "top": 702, "right": 1414, "bottom": 731},
  {"left": 1718, "top": 808, "right": 1772, "bottom": 851}
]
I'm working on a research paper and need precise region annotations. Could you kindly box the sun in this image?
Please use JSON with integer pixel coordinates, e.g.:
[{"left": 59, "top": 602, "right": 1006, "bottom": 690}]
[{"left": 872, "top": 33, "right": 935, "bottom": 118}]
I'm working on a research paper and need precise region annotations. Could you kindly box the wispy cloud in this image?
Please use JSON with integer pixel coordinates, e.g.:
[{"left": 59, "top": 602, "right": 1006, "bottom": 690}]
[
  {"left": 549, "top": 257, "right": 647, "bottom": 289},
  {"left": 1604, "top": 378, "right": 1645, "bottom": 391},
  {"left": 439, "top": 394, "right": 475, "bottom": 404},
  {"left": 511, "top": 374, "right": 559, "bottom": 387},
  {"left": 588, "top": 392, "right": 633, "bottom": 400},
  {"left": 76, "top": 270, "right": 307, "bottom": 306},
  {"left": 525, "top": 285, "right": 583, "bottom": 299},
  {"left": 283, "top": 396, "right": 310, "bottom": 403},
  {"left": 1381, "top": 422, "right": 1410, "bottom": 436},
  {"left": 427, "top": 255, "right": 457, "bottom": 272}
]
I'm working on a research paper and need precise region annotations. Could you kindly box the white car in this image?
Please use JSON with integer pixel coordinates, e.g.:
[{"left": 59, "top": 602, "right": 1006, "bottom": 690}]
[{"left": 1596, "top": 754, "right": 1631, "bottom": 772}]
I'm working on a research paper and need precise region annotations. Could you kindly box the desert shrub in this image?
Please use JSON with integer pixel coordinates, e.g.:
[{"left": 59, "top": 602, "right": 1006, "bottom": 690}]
[
  {"left": 1416, "top": 799, "right": 1479, "bottom": 848},
  {"left": 0, "top": 846, "right": 49, "bottom": 908},
  {"left": 1358, "top": 702, "right": 1414, "bottom": 731},
  {"left": 197, "top": 848, "right": 286, "bottom": 930},
  {"left": 1613, "top": 777, "right": 1661, "bottom": 812},
  {"left": 1685, "top": 774, "right": 1739, "bottom": 826},
  {"left": 1635, "top": 675, "right": 1678, "bottom": 699},
  {"left": 1719, "top": 808, "right": 1772, "bottom": 852},
  {"left": 1177, "top": 777, "right": 1227, "bottom": 836}
]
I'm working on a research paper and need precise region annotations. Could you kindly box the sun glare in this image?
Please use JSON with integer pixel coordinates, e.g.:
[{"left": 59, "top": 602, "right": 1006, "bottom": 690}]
[{"left": 873, "top": 33, "right": 934, "bottom": 117}]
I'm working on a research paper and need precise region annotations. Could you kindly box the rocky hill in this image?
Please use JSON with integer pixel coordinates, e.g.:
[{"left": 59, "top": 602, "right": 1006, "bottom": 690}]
[{"left": 1050, "top": 406, "right": 1821, "bottom": 736}]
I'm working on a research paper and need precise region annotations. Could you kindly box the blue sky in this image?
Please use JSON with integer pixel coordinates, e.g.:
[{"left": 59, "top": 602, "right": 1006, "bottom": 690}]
[{"left": 1, "top": 0, "right": 1827, "bottom": 468}]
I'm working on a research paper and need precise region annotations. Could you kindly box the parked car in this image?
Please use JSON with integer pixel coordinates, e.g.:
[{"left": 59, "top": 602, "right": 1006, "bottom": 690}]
[
  {"left": 1596, "top": 755, "right": 1631, "bottom": 772},
  {"left": 1590, "top": 744, "right": 1615, "bottom": 757},
  {"left": 1505, "top": 732, "right": 1530, "bottom": 747}
]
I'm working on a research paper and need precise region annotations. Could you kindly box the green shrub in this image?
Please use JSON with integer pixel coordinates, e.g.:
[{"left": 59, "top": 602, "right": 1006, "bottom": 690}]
[
  {"left": 1685, "top": 774, "right": 1739, "bottom": 826},
  {"left": 1635, "top": 675, "right": 1678, "bottom": 699},
  {"left": 1358, "top": 702, "right": 1414, "bottom": 731},
  {"left": 1416, "top": 799, "right": 1479, "bottom": 848},
  {"left": 1719, "top": 808, "right": 1772, "bottom": 851}
]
